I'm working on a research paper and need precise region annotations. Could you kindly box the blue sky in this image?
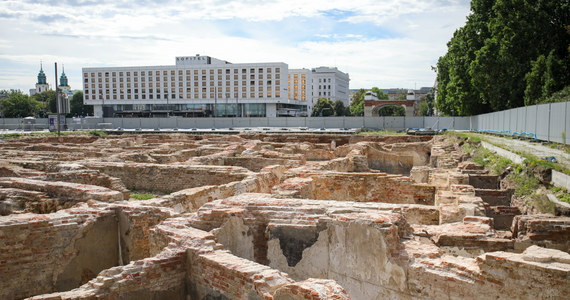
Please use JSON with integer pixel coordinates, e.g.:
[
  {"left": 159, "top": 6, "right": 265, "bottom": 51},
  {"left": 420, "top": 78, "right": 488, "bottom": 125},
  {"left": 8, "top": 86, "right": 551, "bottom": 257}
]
[{"left": 0, "top": 0, "right": 471, "bottom": 93}]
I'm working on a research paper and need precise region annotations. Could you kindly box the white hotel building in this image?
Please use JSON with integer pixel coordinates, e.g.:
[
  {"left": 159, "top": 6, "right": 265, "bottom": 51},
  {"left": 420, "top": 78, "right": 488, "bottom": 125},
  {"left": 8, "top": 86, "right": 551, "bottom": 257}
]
[{"left": 83, "top": 55, "right": 349, "bottom": 117}]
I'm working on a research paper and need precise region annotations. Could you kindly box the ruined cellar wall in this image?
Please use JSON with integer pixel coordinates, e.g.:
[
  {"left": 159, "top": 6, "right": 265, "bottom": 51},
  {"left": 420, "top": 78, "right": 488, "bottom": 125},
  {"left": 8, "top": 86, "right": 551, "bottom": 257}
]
[
  {"left": 0, "top": 177, "right": 123, "bottom": 203},
  {"left": 511, "top": 215, "right": 570, "bottom": 252},
  {"left": 277, "top": 173, "right": 435, "bottom": 205},
  {"left": 149, "top": 166, "right": 283, "bottom": 213},
  {"left": 214, "top": 216, "right": 256, "bottom": 261},
  {"left": 186, "top": 250, "right": 294, "bottom": 300},
  {"left": 365, "top": 147, "right": 416, "bottom": 175},
  {"left": 265, "top": 219, "right": 410, "bottom": 299},
  {"left": 223, "top": 156, "right": 302, "bottom": 172},
  {"left": 406, "top": 247, "right": 570, "bottom": 299},
  {"left": 85, "top": 162, "right": 252, "bottom": 193},
  {"left": 45, "top": 170, "right": 130, "bottom": 200},
  {"left": 0, "top": 207, "right": 118, "bottom": 299},
  {"left": 116, "top": 205, "right": 172, "bottom": 262},
  {"left": 30, "top": 249, "right": 188, "bottom": 300}
]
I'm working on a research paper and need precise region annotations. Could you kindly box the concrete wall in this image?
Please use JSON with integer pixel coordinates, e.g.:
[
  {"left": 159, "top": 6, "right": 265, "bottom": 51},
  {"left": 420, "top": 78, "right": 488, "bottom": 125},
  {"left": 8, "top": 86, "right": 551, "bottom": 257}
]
[
  {"left": 473, "top": 101, "right": 570, "bottom": 144},
  {"left": 0, "top": 116, "right": 472, "bottom": 131},
  {"left": 481, "top": 141, "right": 526, "bottom": 164},
  {"left": 552, "top": 170, "right": 570, "bottom": 191}
]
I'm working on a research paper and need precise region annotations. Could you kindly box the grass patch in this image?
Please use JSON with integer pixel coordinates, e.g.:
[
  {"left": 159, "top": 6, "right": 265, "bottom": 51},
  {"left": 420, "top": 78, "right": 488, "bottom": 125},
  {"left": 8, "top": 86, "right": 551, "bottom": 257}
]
[
  {"left": 450, "top": 131, "right": 570, "bottom": 176},
  {"left": 130, "top": 193, "right": 155, "bottom": 200},
  {"left": 525, "top": 193, "right": 556, "bottom": 214},
  {"left": 453, "top": 132, "right": 564, "bottom": 214},
  {"left": 88, "top": 130, "right": 108, "bottom": 137},
  {"left": 0, "top": 131, "right": 99, "bottom": 140},
  {"left": 358, "top": 129, "right": 406, "bottom": 135},
  {"left": 507, "top": 169, "right": 540, "bottom": 198},
  {"left": 461, "top": 140, "right": 512, "bottom": 176},
  {"left": 549, "top": 186, "right": 570, "bottom": 204},
  {"left": 447, "top": 131, "right": 482, "bottom": 143}
]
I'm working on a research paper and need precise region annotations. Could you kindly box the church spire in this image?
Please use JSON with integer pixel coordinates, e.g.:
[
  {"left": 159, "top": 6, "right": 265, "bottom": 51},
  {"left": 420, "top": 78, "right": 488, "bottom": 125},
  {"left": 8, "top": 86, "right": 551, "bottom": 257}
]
[
  {"left": 59, "top": 64, "right": 68, "bottom": 87},
  {"left": 37, "top": 61, "right": 47, "bottom": 85}
]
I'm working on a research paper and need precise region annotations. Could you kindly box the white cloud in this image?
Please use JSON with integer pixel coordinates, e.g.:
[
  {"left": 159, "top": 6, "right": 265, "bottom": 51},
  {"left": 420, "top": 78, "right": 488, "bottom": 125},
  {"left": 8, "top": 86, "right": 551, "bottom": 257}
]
[{"left": 0, "top": 0, "right": 470, "bottom": 92}]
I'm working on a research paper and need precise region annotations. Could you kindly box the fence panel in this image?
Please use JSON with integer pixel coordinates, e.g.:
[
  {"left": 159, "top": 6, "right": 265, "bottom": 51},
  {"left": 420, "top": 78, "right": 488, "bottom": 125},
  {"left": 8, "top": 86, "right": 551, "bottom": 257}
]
[
  {"left": 344, "top": 117, "right": 364, "bottom": 128},
  {"left": 566, "top": 102, "right": 570, "bottom": 145},
  {"left": 405, "top": 117, "right": 424, "bottom": 129},
  {"left": 550, "top": 102, "right": 566, "bottom": 143},
  {"left": 233, "top": 118, "right": 251, "bottom": 128},
  {"left": 535, "top": 104, "right": 550, "bottom": 141}
]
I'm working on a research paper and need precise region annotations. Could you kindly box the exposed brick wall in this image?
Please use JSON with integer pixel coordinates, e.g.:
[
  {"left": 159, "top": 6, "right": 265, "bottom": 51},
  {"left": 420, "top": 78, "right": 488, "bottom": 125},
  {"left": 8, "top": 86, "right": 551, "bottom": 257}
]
[
  {"left": 86, "top": 162, "right": 253, "bottom": 194},
  {"left": 0, "top": 204, "right": 117, "bottom": 299},
  {"left": 275, "top": 172, "right": 435, "bottom": 205}
]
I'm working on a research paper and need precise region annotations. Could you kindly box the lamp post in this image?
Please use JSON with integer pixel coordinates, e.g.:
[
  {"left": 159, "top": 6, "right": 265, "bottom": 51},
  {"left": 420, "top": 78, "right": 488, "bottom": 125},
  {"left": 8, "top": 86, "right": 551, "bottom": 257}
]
[
  {"left": 54, "top": 62, "right": 60, "bottom": 136},
  {"left": 213, "top": 87, "right": 217, "bottom": 129}
]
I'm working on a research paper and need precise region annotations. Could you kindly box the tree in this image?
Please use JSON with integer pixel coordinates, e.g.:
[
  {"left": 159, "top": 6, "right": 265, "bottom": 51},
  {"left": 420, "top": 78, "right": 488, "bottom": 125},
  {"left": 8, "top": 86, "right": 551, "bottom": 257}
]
[
  {"left": 436, "top": 0, "right": 570, "bottom": 115},
  {"left": 33, "top": 90, "right": 57, "bottom": 114},
  {"left": 377, "top": 105, "right": 405, "bottom": 116},
  {"left": 419, "top": 88, "right": 435, "bottom": 116},
  {"left": 311, "top": 98, "right": 334, "bottom": 116},
  {"left": 70, "top": 91, "right": 93, "bottom": 116},
  {"left": 370, "top": 87, "right": 388, "bottom": 100},
  {"left": 349, "top": 89, "right": 365, "bottom": 116},
  {"left": 332, "top": 100, "right": 346, "bottom": 116},
  {"left": 1, "top": 91, "right": 40, "bottom": 117}
]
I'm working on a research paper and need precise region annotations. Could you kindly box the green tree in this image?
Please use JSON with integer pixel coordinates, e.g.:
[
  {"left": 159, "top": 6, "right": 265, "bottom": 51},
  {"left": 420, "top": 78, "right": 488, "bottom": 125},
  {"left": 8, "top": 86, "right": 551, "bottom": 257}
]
[
  {"left": 370, "top": 87, "right": 388, "bottom": 100},
  {"left": 419, "top": 89, "right": 435, "bottom": 116},
  {"left": 1, "top": 91, "right": 40, "bottom": 117},
  {"left": 436, "top": 0, "right": 570, "bottom": 115},
  {"left": 311, "top": 98, "right": 334, "bottom": 116},
  {"left": 332, "top": 100, "right": 346, "bottom": 116},
  {"left": 377, "top": 105, "right": 405, "bottom": 116},
  {"left": 524, "top": 54, "right": 547, "bottom": 106},
  {"left": 33, "top": 90, "right": 57, "bottom": 114},
  {"left": 349, "top": 89, "right": 365, "bottom": 116},
  {"left": 70, "top": 91, "right": 93, "bottom": 116}
]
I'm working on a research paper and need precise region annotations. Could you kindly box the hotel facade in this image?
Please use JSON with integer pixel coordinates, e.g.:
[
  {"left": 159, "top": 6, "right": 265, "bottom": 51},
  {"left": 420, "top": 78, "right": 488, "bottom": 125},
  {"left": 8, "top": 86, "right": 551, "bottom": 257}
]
[{"left": 83, "top": 55, "right": 349, "bottom": 117}]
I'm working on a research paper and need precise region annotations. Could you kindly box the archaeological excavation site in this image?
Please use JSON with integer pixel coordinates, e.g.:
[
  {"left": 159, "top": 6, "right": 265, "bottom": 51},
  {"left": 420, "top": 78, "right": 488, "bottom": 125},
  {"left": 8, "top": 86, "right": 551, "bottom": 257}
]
[{"left": 0, "top": 133, "right": 569, "bottom": 300}]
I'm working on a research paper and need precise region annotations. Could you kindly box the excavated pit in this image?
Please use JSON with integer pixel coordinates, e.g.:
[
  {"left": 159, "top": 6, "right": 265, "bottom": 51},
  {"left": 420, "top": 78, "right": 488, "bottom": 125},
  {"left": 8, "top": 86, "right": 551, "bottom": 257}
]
[{"left": 0, "top": 133, "right": 569, "bottom": 300}]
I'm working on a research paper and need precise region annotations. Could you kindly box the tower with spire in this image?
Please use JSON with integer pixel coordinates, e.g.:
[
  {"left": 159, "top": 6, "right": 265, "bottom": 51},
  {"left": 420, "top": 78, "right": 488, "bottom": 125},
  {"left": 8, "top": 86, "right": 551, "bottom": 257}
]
[
  {"left": 29, "top": 62, "right": 51, "bottom": 96},
  {"left": 58, "top": 65, "right": 71, "bottom": 93}
]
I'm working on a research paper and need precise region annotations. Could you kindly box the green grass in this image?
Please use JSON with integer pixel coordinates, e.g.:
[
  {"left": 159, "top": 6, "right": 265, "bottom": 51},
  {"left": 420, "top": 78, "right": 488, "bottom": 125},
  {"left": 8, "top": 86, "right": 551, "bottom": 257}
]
[
  {"left": 130, "top": 193, "right": 155, "bottom": 200},
  {"left": 508, "top": 170, "right": 540, "bottom": 198},
  {"left": 448, "top": 131, "right": 482, "bottom": 143},
  {"left": 450, "top": 131, "right": 570, "bottom": 176},
  {"left": 549, "top": 186, "right": 570, "bottom": 204},
  {"left": 525, "top": 193, "right": 556, "bottom": 214},
  {"left": 454, "top": 132, "right": 562, "bottom": 214},
  {"left": 462, "top": 141, "right": 512, "bottom": 176},
  {"left": 88, "top": 130, "right": 108, "bottom": 137},
  {"left": 0, "top": 131, "right": 106, "bottom": 140},
  {"left": 358, "top": 129, "right": 406, "bottom": 135}
]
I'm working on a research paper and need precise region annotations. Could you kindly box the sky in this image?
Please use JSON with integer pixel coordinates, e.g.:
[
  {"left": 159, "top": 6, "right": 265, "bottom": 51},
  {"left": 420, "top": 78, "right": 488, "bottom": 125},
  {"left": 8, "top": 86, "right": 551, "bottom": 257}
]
[{"left": 0, "top": 0, "right": 471, "bottom": 94}]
